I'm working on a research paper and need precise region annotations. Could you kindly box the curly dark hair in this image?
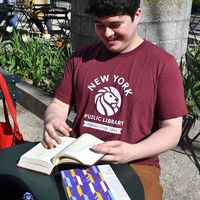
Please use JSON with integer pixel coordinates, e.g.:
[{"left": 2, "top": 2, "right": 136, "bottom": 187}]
[{"left": 85, "top": 0, "right": 140, "bottom": 19}]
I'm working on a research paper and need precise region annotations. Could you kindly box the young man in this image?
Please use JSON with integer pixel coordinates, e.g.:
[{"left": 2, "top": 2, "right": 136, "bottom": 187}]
[{"left": 43, "top": 0, "right": 188, "bottom": 199}]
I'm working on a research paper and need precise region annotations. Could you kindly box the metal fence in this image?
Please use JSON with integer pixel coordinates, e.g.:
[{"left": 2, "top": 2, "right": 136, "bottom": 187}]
[{"left": 0, "top": 0, "right": 71, "bottom": 40}]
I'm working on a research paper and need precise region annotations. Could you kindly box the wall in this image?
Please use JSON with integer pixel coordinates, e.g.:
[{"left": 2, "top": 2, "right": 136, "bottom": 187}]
[{"left": 71, "top": 0, "right": 192, "bottom": 61}]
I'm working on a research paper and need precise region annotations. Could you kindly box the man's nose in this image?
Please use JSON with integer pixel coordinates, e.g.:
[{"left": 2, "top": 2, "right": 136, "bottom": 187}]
[{"left": 104, "top": 27, "right": 114, "bottom": 37}]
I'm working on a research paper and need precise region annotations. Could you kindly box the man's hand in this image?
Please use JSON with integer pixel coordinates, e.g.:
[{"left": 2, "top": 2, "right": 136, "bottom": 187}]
[
  {"left": 43, "top": 117, "right": 72, "bottom": 149},
  {"left": 43, "top": 98, "right": 71, "bottom": 149},
  {"left": 91, "top": 141, "right": 134, "bottom": 164}
]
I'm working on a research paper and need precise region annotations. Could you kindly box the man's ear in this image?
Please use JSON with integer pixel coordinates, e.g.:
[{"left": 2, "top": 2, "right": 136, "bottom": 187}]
[{"left": 134, "top": 8, "right": 142, "bottom": 24}]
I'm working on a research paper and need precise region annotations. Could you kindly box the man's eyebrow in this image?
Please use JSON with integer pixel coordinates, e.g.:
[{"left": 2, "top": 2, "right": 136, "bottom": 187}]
[
  {"left": 94, "top": 19, "right": 102, "bottom": 23},
  {"left": 94, "top": 19, "right": 123, "bottom": 24}
]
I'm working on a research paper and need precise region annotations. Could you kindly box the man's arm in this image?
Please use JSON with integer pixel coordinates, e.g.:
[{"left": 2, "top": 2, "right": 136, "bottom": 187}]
[
  {"left": 92, "top": 117, "right": 183, "bottom": 164},
  {"left": 43, "top": 98, "right": 72, "bottom": 148}
]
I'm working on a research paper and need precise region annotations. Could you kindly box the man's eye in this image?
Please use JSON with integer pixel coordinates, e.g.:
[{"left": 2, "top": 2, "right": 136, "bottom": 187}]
[{"left": 110, "top": 23, "right": 120, "bottom": 29}]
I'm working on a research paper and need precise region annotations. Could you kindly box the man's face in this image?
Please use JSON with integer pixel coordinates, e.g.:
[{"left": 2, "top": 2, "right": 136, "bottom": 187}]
[{"left": 94, "top": 9, "right": 141, "bottom": 54}]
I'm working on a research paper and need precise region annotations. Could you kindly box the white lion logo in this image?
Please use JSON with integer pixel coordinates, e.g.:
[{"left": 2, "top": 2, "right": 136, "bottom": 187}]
[{"left": 95, "top": 86, "right": 121, "bottom": 116}]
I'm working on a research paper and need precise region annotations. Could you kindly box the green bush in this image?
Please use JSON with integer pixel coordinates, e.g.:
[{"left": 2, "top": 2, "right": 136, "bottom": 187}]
[
  {"left": 193, "top": 0, "right": 200, "bottom": 6},
  {"left": 192, "top": 0, "right": 200, "bottom": 13},
  {"left": 180, "top": 43, "right": 200, "bottom": 119},
  {"left": 0, "top": 32, "right": 72, "bottom": 94}
]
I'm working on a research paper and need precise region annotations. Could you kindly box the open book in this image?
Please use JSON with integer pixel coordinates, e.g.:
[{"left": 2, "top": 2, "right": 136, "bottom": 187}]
[{"left": 17, "top": 133, "right": 105, "bottom": 175}]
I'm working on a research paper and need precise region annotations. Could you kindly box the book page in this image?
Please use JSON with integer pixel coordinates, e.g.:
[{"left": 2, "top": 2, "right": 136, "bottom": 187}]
[
  {"left": 18, "top": 137, "right": 76, "bottom": 166},
  {"left": 54, "top": 133, "right": 104, "bottom": 166}
]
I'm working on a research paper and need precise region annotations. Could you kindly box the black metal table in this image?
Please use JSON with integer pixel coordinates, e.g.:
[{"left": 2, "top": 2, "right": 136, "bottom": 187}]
[{"left": 0, "top": 142, "right": 144, "bottom": 200}]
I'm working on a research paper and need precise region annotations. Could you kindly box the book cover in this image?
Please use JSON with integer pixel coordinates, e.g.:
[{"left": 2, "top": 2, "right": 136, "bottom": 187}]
[{"left": 61, "top": 164, "right": 131, "bottom": 200}]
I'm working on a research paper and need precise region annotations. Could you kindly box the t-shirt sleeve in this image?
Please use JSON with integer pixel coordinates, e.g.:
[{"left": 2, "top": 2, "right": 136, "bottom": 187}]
[{"left": 155, "top": 56, "right": 188, "bottom": 120}]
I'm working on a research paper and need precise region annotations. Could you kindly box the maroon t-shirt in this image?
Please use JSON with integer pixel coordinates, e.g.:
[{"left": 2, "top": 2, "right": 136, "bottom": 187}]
[{"left": 55, "top": 40, "right": 188, "bottom": 167}]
